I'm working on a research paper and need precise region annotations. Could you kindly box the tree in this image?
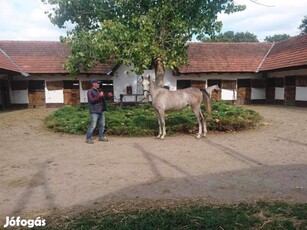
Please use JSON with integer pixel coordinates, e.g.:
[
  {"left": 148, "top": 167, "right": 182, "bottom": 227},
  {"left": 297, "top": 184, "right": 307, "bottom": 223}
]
[
  {"left": 299, "top": 15, "right": 307, "bottom": 34},
  {"left": 264, "top": 34, "right": 291, "bottom": 42},
  {"left": 202, "top": 31, "right": 258, "bottom": 42},
  {"left": 43, "top": 0, "right": 245, "bottom": 86}
]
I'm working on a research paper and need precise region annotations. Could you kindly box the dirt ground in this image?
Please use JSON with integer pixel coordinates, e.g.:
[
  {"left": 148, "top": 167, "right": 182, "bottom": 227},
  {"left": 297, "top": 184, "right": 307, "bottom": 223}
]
[{"left": 0, "top": 105, "right": 307, "bottom": 220}]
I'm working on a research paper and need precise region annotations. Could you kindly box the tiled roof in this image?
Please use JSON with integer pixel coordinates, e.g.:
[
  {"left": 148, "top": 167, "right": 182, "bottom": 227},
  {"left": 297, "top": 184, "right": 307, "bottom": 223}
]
[
  {"left": 0, "top": 48, "right": 23, "bottom": 74},
  {"left": 0, "top": 41, "right": 114, "bottom": 74},
  {"left": 179, "top": 42, "right": 273, "bottom": 73},
  {"left": 1, "top": 36, "right": 307, "bottom": 76},
  {"left": 259, "top": 34, "right": 307, "bottom": 71}
]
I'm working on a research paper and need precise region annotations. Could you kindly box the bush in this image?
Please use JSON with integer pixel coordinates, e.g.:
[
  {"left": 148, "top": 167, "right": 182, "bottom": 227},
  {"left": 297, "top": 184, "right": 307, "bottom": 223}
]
[
  {"left": 44, "top": 101, "right": 261, "bottom": 136},
  {"left": 45, "top": 105, "right": 89, "bottom": 134},
  {"left": 209, "top": 101, "right": 261, "bottom": 132}
]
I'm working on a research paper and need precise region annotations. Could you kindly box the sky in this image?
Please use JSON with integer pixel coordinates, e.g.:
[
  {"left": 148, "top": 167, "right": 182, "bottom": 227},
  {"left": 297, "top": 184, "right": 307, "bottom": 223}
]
[
  {"left": 218, "top": 0, "right": 307, "bottom": 41},
  {"left": 0, "top": 0, "right": 306, "bottom": 42}
]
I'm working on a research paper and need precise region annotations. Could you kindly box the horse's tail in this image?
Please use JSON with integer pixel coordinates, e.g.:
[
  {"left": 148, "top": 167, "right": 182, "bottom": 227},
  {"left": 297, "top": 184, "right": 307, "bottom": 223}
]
[{"left": 201, "top": 89, "right": 212, "bottom": 115}]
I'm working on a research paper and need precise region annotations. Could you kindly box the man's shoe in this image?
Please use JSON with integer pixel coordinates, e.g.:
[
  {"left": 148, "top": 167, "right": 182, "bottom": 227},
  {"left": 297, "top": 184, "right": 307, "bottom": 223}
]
[
  {"left": 86, "top": 139, "right": 94, "bottom": 144},
  {"left": 98, "top": 137, "right": 108, "bottom": 142}
]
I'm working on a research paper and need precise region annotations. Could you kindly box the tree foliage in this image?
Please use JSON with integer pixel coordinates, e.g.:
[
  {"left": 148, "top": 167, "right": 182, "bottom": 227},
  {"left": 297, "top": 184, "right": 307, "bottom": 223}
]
[
  {"left": 264, "top": 34, "right": 291, "bottom": 42},
  {"left": 202, "top": 31, "right": 258, "bottom": 42},
  {"left": 42, "top": 0, "right": 245, "bottom": 85},
  {"left": 299, "top": 15, "right": 307, "bottom": 34}
]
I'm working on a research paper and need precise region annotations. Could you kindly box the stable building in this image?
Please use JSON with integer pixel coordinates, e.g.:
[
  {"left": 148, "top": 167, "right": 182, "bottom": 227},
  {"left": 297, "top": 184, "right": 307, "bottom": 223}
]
[
  {"left": 0, "top": 34, "right": 307, "bottom": 109},
  {"left": 176, "top": 34, "right": 307, "bottom": 106},
  {"left": 0, "top": 41, "right": 115, "bottom": 109},
  {"left": 259, "top": 35, "right": 307, "bottom": 106},
  {"left": 176, "top": 42, "right": 273, "bottom": 104}
]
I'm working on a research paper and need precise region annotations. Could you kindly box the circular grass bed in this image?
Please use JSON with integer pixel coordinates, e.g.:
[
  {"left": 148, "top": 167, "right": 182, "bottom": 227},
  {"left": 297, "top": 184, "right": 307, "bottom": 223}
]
[{"left": 45, "top": 101, "right": 262, "bottom": 136}]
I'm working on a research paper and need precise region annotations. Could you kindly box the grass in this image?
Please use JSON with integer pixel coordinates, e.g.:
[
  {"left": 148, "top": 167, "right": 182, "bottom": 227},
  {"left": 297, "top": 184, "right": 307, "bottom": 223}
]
[
  {"left": 38, "top": 201, "right": 307, "bottom": 229},
  {"left": 44, "top": 101, "right": 262, "bottom": 136}
]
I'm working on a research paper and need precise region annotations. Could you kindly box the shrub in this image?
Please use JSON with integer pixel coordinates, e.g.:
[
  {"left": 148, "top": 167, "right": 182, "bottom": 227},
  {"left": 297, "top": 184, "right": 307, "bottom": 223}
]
[{"left": 44, "top": 101, "right": 261, "bottom": 136}]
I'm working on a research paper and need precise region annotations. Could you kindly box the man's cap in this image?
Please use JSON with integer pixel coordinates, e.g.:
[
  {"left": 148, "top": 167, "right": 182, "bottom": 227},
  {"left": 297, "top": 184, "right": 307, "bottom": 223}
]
[{"left": 91, "top": 79, "right": 101, "bottom": 84}]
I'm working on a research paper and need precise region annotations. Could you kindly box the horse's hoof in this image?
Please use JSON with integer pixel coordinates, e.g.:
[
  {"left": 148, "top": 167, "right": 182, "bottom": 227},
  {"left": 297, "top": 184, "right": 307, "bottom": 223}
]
[{"left": 196, "top": 134, "right": 201, "bottom": 139}]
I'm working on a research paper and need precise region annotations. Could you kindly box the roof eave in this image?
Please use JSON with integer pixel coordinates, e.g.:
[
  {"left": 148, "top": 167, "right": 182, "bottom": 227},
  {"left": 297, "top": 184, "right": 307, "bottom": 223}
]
[
  {"left": 178, "top": 70, "right": 258, "bottom": 75},
  {"left": 259, "top": 64, "right": 307, "bottom": 73}
]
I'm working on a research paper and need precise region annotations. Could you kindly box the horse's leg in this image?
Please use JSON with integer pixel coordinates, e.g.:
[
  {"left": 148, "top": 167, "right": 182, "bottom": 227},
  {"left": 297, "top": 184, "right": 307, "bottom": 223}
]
[
  {"left": 192, "top": 107, "right": 202, "bottom": 139},
  {"left": 159, "top": 109, "right": 166, "bottom": 139},
  {"left": 199, "top": 111, "right": 207, "bottom": 137},
  {"left": 154, "top": 109, "right": 163, "bottom": 138},
  {"left": 202, "top": 89, "right": 211, "bottom": 137}
]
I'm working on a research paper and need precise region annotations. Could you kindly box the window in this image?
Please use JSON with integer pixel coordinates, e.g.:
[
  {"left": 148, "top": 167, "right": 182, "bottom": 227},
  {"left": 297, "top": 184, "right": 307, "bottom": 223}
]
[
  {"left": 267, "top": 78, "right": 275, "bottom": 87},
  {"left": 275, "top": 78, "right": 285, "bottom": 87},
  {"left": 28, "top": 80, "right": 44, "bottom": 91},
  {"left": 46, "top": 81, "right": 63, "bottom": 90},
  {"left": 222, "top": 80, "right": 236, "bottom": 89},
  {"left": 295, "top": 76, "right": 307, "bottom": 87},
  {"left": 285, "top": 76, "right": 295, "bottom": 86},
  {"left": 100, "top": 80, "right": 113, "bottom": 92},
  {"left": 208, "top": 80, "right": 221, "bottom": 88},
  {"left": 251, "top": 79, "right": 266, "bottom": 88},
  {"left": 238, "top": 79, "right": 250, "bottom": 88},
  {"left": 11, "top": 81, "right": 28, "bottom": 90},
  {"left": 63, "top": 80, "right": 79, "bottom": 89},
  {"left": 177, "top": 80, "right": 191, "bottom": 89}
]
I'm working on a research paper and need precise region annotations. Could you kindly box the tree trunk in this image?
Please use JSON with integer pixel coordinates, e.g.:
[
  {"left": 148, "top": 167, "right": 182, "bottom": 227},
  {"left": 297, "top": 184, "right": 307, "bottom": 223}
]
[{"left": 154, "top": 58, "right": 165, "bottom": 87}]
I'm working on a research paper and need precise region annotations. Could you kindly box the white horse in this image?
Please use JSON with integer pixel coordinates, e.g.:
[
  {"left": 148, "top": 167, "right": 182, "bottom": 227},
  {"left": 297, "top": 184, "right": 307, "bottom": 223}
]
[
  {"left": 141, "top": 75, "right": 212, "bottom": 139},
  {"left": 206, "top": 84, "right": 220, "bottom": 98}
]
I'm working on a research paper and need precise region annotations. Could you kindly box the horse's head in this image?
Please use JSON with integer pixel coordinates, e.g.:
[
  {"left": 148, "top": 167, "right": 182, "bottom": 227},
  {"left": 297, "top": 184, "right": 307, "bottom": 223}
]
[{"left": 141, "top": 75, "right": 151, "bottom": 98}]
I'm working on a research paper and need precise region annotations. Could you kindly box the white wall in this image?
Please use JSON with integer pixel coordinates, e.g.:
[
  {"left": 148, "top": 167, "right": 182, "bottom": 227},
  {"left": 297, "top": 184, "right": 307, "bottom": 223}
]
[
  {"left": 296, "top": 87, "right": 307, "bottom": 101},
  {"left": 251, "top": 88, "right": 266, "bottom": 100},
  {"left": 10, "top": 89, "right": 28, "bottom": 104},
  {"left": 45, "top": 79, "right": 64, "bottom": 103},
  {"left": 275, "top": 87, "right": 285, "bottom": 100},
  {"left": 111, "top": 66, "right": 263, "bottom": 102},
  {"left": 222, "top": 89, "right": 237, "bottom": 100},
  {"left": 23, "top": 68, "right": 264, "bottom": 104},
  {"left": 163, "top": 68, "right": 177, "bottom": 90},
  {"left": 8, "top": 66, "right": 306, "bottom": 105},
  {"left": 80, "top": 87, "right": 88, "bottom": 103},
  {"left": 45, "top": 89, "right": 64, "bottom": 103},
  {"left": 112, "top": 65, "right": 149, "bottom": 102},
  {"left": 9, "top": 77, "right": 29, "bottom": 104}
]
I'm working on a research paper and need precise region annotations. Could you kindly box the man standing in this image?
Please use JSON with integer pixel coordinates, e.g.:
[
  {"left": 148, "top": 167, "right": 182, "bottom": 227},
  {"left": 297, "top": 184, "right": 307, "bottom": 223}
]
[{"left": 86, "top": 79, "right": 110, "bottom": 144}]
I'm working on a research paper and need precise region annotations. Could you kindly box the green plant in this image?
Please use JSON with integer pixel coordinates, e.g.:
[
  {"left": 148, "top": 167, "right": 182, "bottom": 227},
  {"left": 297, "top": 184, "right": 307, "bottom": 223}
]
[
  {"left": 38, "top": 201, "right": 307, "bottom": 229},
  {"left": 44, "top": 101, "right": 262, "bottom": 136}
]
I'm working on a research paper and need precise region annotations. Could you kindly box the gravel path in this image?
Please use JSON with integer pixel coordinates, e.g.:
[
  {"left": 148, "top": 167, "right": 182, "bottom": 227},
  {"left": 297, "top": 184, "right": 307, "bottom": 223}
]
[{"left": 0, "top": 105, "right": 306, "bottom": 219}]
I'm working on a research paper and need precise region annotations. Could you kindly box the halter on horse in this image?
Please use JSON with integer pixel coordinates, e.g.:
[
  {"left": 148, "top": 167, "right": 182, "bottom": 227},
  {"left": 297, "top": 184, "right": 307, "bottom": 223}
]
[{"left": 141, "top": 75, "right": 211, "bottom": 139}]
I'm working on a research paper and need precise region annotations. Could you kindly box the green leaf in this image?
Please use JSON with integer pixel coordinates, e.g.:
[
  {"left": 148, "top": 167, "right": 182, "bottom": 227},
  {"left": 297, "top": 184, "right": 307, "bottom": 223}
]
[{"left": 43, "top": 0, "right": 246, "bottom": 76}]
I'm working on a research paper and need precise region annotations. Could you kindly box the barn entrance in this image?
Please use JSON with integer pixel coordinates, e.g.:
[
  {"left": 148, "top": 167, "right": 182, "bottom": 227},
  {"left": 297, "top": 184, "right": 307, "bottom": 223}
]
[
  {"left": 0, "top": 80, "right": 9, "bottom": 110},
  {"left": 266, "top": 78, "right": 285, "bottom": 105},
  {"left": 237, "top": 79, "right": 251, "bottom": 104},
  {"left": 63, "top": 80, "right": 80, "bottom": 105},
  {"left": 284, "top": 76, "right": 296, "bottom": 106},
  {"left": 28, "top": 80, "right": 45, "bottom": 108}
]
